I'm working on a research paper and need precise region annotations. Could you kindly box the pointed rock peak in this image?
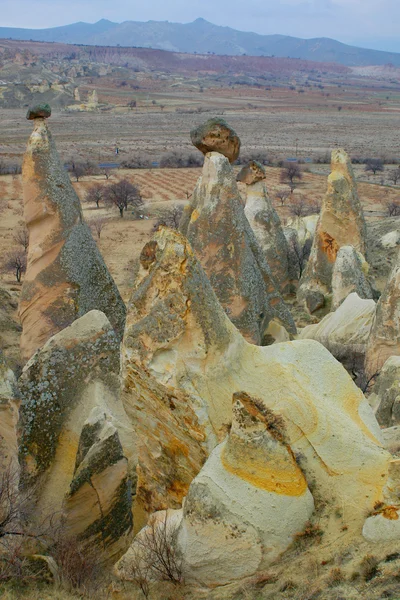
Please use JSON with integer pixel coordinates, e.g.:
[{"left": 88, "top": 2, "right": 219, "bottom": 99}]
[
  {"left": 236, "top": 160, "right": 266, "bottom": 185},
  {"left": 331, "top": 148, "right": 355, "bottom": 177},
  {"left": 26, "top": 103, "right": 51, "bottom": 120},
  {"left": 190, "top": 118, "right": 240, "bottom": 163}
]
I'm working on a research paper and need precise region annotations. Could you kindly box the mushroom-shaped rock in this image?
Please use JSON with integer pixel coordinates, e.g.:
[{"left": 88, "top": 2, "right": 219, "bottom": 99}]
[
  {"left": 180, "top": 152, "right": 296, "bottom": 344},
  {"left": 299, "top": 292, "right": 376, "bottom": 373},
  {"left": 26, "top": 103, "right": 51, "bottom": 120},
  {"left": 19, "top": 114, "right": 126, "bottom": 362},
  {"left": 331, "top": 245, "right": 374, "bottom": 310},
  {"left": 123, "top": 228, "right": 391, "bottom": 538},
  {"left": 190, "top": 118, "right": 240, "bottom": 163},
  {"left": 243, "top": 174, "right": 291, "bottom": 293},
  {"left": 18, "top": 310, "right": 135, "bottom": 556},
  {"left": 236, "top": 160, "right": 266, "bottom": 185},
  {"left": 365, "top": 252, "right": 400, "bottom": 380},
  {"left": 298, "top": 149, "right": 367, "bottom": 312}
]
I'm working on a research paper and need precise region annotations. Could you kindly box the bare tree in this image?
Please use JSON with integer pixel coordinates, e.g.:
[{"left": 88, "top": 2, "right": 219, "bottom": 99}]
[
  {"left": 104, "top": 179, "right": 143, "bottom": 217},
  {"left": 275, "top": 187, "right": 290, "bottom": 206},
  {"left": 365, "top": 158, "right": 384, "bottom": 175},
  {"left": 388, "top": 168, "right": 400, "bottom": 186},
  {"left": 13, "top": 227, "right": 29, "bottom": 252},
  {"left": 71, "top": 163, "right": 86, "bottom": 182},
  {"left": 387, "top": 199, "right": 400, "bottom": 217},
  {"left": 290, "top": 195, "right": 308, "bottom": 217},
  {"left": 128, "top": 100, "right": 137, "bottom": 109},
  {"left": 90, "top": 217, "right": 107, "bottom": 239},
  {"left": 1, "top": 250, "right": 27, "bottom": 282},
  {"left": 102, "top": 168, "right": 112, "bottom": 180},
  {"left": 153, "top": 205, "right": 183, "bottom": 231},
  {"left": 85, "top": 183, "right": 105, "bottom": 208},
  {"left": 280, "top": 162, "right": 303, "bottom": 186}
]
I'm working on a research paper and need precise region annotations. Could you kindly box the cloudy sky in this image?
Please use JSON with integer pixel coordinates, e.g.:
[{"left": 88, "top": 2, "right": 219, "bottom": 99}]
[{"left": 2, "top": 0, "right": 399, "bottom": 52}]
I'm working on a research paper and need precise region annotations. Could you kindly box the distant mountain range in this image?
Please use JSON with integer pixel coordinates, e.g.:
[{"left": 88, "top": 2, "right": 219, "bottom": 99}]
[{"left": 1, "top": 18, "right": 400, "bottom": 67}]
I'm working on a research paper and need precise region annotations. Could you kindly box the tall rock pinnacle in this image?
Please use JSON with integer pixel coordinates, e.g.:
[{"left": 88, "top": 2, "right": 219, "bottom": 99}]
[{"left": 19, "top": 106, "right": 126, "bottom": 361}]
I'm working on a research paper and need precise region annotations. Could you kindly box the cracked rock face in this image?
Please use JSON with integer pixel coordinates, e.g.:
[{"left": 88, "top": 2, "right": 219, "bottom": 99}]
[
  {"left": 180, "top": 152, "right": 296, "bottom": 344},
  {"left": 298, "top": 149, "right": 367, "bottom": 311},
  {"left": 18, "top": 310, "right": 134, "bottom": 557},
  {"left": 365, "top": 252, "right": 400, "bottom": 380},
  {"left": 331, "top": 245, "right": 373, "bottom": 310},
  {"left": 19, "top": 116, "right": 126, "bottom": 362},
  {"left": 369, "top": 356, "right": 400, "bottom": 428}
]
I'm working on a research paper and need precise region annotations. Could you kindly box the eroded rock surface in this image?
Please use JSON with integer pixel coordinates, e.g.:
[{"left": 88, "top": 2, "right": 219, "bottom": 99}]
[
  {"left": 190, "top": 117, "right": 240, "bottom": 163},
  {"left": 19, "top": 113, "right": 125, "bottom": 362},
  {"left": 365, "top": 252, "right": 400, "bottom": 380},
  {"left": 331, "top": 245, "right": 374, "bottom": 310},
  {"left": 369, "top": 356, "right": 400, "bottom": 428},
  {"left": 0, "top": 354, "right": 19, "bottom": 472},
  {"left": 298, "top": 149, "right": 367, "bottom": 311},
  {"left": 180, "top": 152, "right": 295, "bottom": 344},
  {"left": 18, "top": 310, "right": 134, "bottom": 555}
]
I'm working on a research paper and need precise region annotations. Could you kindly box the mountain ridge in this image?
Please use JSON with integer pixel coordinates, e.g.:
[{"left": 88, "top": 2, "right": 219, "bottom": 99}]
[{"left": 1, "top": 18, "right": 400, "bottom": 67}]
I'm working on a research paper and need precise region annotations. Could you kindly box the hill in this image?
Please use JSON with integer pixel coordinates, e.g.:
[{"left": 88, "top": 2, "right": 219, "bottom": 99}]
[{"left": 1, "top": 18, "right": 400, "bottom": 67}]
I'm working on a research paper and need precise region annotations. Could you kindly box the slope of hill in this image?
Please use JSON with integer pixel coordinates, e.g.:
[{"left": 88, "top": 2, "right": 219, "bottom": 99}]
[{"left": 1, "top": 18, "right": 400, "bottom": 67}]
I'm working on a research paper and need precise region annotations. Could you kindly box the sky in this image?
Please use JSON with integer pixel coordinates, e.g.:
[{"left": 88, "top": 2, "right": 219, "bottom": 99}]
[{"left": 1, "top": 0, "right": 399, "bottom": 53}]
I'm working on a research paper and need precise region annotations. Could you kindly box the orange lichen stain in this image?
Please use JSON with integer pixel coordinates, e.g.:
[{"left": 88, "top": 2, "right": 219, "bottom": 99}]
[
  {"left": 164, "top": 437, "right": 190, "bottom": 458},
  {"left": 382, "top": 506, "right": 399, "bottom": 520},
  {"left": 190, "top": 209, "right": 200, "bottom": 223},
  {"left": 221, "top": 446, "right": 307, "bottom": 497},
  {"left": 167, "top": 479, "right": 190, "bottom": 499},
  {"left": 319, "top": 231, "right": 339, "bottom": 262}
]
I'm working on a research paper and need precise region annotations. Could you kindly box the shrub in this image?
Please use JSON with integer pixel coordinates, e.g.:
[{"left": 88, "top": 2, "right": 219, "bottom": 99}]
[
  {"left": 104, "top": 179, "right": 143, "bottom": 217},
  {"left": 159, "top": 151, "right": 203, "bottom": 169}
]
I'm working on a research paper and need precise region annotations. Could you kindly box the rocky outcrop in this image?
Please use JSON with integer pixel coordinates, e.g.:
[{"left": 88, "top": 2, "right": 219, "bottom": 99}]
[
  {"left": 122, "top": 228, "right": 391, "bottom": 543},
  {"left": 0, "top": 285, "right": 22, "bottom": 373},
  {"left": 190, "top": 118, "right": 240, "bottom": 163},
  {"left": 299, "top": 293, "right": 376, "bottom": 372},
  {"left": 19, "top": 109, "right": 126, "bottom": 362},
  {"left": 18, "top": 310, "right": 134, "bottom": 556},
  {"left": 239, "top": 163, "right": 291, "bottom": 293},
  {"left": 365, "top": 252, "right": 400, "bottom": 380},
  {"left": 331, "top": 245, "right": 373, "bottom": 309},
  {"left": 175, "top": 391, "right": 314, "bottom": 586},
  {"left": 0, "top": 354, "right": 19, "bottom": 472},
  {"left": 180, "top": 152, "right": 296, "bottom": 344},
  {"left": 298, "top": 149, "right": 367, "bottom": 312},
  {"left": 369, "top": 356, "right": 400, "bottom": 428}
]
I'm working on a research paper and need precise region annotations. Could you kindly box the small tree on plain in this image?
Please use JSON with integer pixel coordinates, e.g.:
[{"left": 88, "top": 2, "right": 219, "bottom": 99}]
[
  {"left": 280, "top": 162, "right": 303, "bottom": 186},
  {"left": 275, "top": 187, "right": 290, "bottom": 206},
  {"left": 153, "top": 205, "right": 183, "bottom": 231},
  {"left": 289, "top": 195, "right": 307, "bottom": 217},
  {"left": 1, "top": 250, "right": 27, "bottom": 282},
  {"left": 365, "top": 158, "right": 384, "bottom": 175},
  {"left": 71, "top": 163, "right": 86, "bottom": 182},
  {"left": 389, "top": 168, "right": 400, "bottom": 185},
  {"left": 104, "top": 179, "right": 143, "bottom": 217},
  {"left": 102, "top": 168, "right": 112, "bottom": 180},
  {"left": 90, "top": 217, "right": 107, "bottom": 239},
  {"left": 85, "top": 183, "right": 105, "bottom": 208},
  {"left": 13, "top": 227, "right": 29, "bottom": 252}
]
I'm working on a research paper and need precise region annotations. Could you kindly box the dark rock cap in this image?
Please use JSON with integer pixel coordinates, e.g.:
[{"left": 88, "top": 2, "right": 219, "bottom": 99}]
[
  {"left": 26, "top": 103, "right": 52, "bottom": 120},
  {"left": 236, "top": 160, "right": 266, "bottom": 185},
  {"left": 190, "top": 117, "right": 240, "bottom": 164}
]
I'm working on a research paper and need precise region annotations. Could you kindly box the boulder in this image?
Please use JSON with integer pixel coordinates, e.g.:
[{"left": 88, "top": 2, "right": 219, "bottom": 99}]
[
  {"left": 299, "top": 293, "right": 376, "bottom": 372},
  {"left": 19, "top": 114, "right": 126, "bottom": 362},
  {"left": 331, "top": 245, "right": 373, "bottom": 310},
  {"left": 298, "top": 149, "right": 367, "bottom": 311},
  {"left": 190, "top": 118, "right": 240, "bottom": 163},
  {"left": 18, "top": 310, "right": 134, "bottom": 555},
  {"left": 26, "top": 103, "right": 51, "bottom": 120},
  {"left": 122, "top": 228, "right": 391, "bottom": 542},
  {"left": 236, "top": 160, "right": 266, "bottom": 185},
  {"left": 369, "top": 356, "right": 400, "bottom": 428},
  {"left": 365, "top": 253, "right": 400, "bottom": 380},
  {"left": 180, "top": 152, "right": 296, "bottom": 344},
  {"left": 243, "top": 176, "right": 291, "bottom": 293}
]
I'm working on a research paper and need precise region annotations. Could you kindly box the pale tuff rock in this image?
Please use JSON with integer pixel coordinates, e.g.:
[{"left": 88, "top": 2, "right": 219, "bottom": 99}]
[
  {"left": 63, "top": 407, "right": 132, "bottom": 559},
  {"left": 18, "top": 311, "right": 134, "bottom": 552},
  {"left": 175, "top": 391, "right": 314, "bottom": 586},
  {"left": 87, "top": 89, "right": 98, "bottom": 105},
  {"left": 0, "top": 354, "right": 19, "bottom": 472},
  {"left": 19, "top": 114, "right": 126, "bottom": 362},
  {"left": 122, "top": 228, "right": 391, "bottom": 542},
  {"left": 298, "top": 149, "right": 367, "bottom": 311},
  {"left": 283, "top": 227, "right": 303, "bottom": 283},
  {"left": 382, "top": 426, "right": 400, "bottom": 455},
  {"left": 369, "top": 356, "right": 400, "bottom": 428},
  {"left": 190, "top": 117, "right": 240, "bottom": 163},
  {"left": 284, "top": 214, "right": 318, "bottom": 248},
  {"left": 242, "top": 176, "right": 291, "bottom": 293},
  {"left": 180, "top": 152, "right": 296, "bottom": 344},
  {"left": 331, "top": 245, "right": 373, "bottom": 310},
  {"left": 363, "top": 504, "right": 400, "bottom": 543},
  {"left": 299, "top": 293, "right": 376, "bottom": 372},
  {"left": 365, "top": 252, "right": 400, "bottom": 380}
]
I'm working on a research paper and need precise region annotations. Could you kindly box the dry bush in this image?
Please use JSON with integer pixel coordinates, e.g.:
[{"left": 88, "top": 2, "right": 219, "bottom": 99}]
[
  {"left": 85, "top": 183, "right": 105, "bottom": 208},
  {"left": 104, "top": 179, "right": 143, "bottom": 218},
  {"left": 275, "top": 187, "right": 290, "bottom": 206},
  {"left": 120, "top": 153, "right": 153, "bottom": 169},
  {"left": 1, "top": 249, "right": 27, "bottom": 282},
  {"left": 387, "top": 199, "right": 400, "bottom": 216},
  {"left": 290, "top": 196, "right": 308, "bottom": 217},
  {"left": 0, "top": 161, "right": 21, "bottom": 176},
  {"left": 291, "top": 521, "right": 323, "bottom": 552},
  {"left": 153, "top": 205, "right": 183, "bottom": 231},
  {"left": 50, "top": 534, "right": 104, "bottom": 594},
  {"left": 326, "top": 567, "right": 345, "bottom": 587},
  {"left": 12, "top": 227, "right": 29, "bottom": 252},
  {"left": 359, "top": 554, "right": 380, "bottom": 581},
  {"left": 159, "top": 151, "right": 203, "bottom": 169},
  {"left": 90, "top": 218, "right": 108, "bottom": 239}
]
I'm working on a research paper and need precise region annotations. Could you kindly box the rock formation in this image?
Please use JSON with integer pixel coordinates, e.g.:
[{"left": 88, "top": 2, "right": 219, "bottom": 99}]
[
  {"left": 180, "top": 152, "right": 296, "bottom": 344},
  {"left": 298, "top": 149, "right": 367, "bottom": 312},
  {"left": 18, "top": 310, "right": 134, "bottom": 556},
  {"left": 238, "top": 161, "right": 291, "bottom": 293},
  {"left": 122, "top": 228, "right": 391, "bottom": 546},
  {"left": 369, "top": 356, "right": 400, "bottom": 428},
  {"left": 299, "top": 293, "right": 376, "bottom": 372},
  {"left": 0, "top": 285, "right": 22, "bottom": 373},
  {"left": 365, "top": 252, "right": 400, "bottom": 380},
  {"left": 19, "top": 105, "right": 126, "bottom": 362},
  {"left": 190, "top": 117, "right": 240, "bottom": 163},
  {"left": 0, "top": 354, "right": 19, "bottom": 472},
  {"left": 331, "top": 245, "right": 373, "bottom": 310}
]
